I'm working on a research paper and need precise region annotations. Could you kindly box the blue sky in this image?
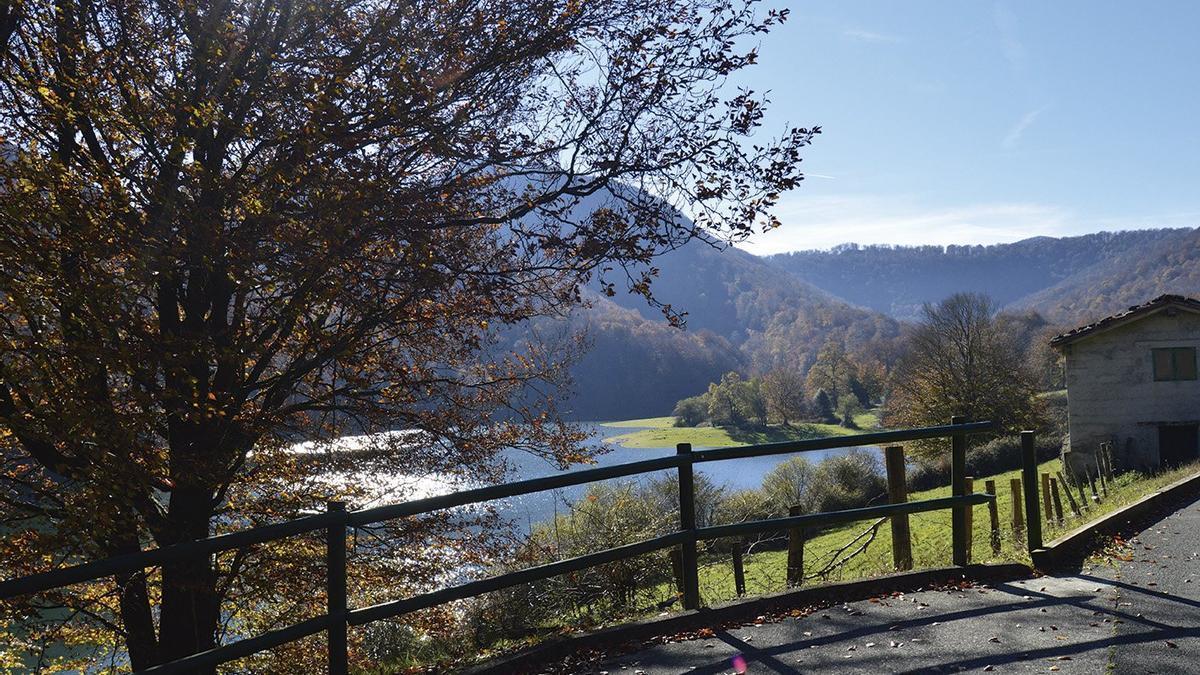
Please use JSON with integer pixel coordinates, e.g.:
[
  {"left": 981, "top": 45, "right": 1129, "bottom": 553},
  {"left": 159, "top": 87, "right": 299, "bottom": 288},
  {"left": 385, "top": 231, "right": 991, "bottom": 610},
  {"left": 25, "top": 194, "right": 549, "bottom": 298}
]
[{"left": 736, "top": 1, "right": 1200, "bottom": 253}]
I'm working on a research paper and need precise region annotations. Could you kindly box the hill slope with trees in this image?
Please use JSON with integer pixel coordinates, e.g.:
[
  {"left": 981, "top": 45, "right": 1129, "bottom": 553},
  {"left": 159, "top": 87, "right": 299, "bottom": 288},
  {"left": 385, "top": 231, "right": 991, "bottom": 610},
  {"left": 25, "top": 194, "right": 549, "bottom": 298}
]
[
  {"left": 548, "top": 237, "right": 903, "bottom": 419},
  {"left": 1009, "top": 228, "right": 1200, "bottom": 323},
  {"left": 767, "top": 229, "right": 1198, "bottom": 323},
  {"left": 549, "top": 225, "right": 1200, "bottom": 420}
]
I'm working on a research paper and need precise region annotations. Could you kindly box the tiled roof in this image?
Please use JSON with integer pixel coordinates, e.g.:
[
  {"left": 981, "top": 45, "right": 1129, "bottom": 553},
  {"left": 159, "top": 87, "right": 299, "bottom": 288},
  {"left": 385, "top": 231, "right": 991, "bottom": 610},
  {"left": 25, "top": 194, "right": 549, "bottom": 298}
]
[{"left": 1050, "top": 294, "right": 1200, "bottom": 347}]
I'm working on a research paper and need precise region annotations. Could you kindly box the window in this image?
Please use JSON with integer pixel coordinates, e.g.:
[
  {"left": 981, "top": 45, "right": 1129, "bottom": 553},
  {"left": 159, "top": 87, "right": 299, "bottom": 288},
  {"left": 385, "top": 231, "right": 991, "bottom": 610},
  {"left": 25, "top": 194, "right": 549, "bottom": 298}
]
[{"left": 1153, "top": 347, "right": 1198, "bottom": 381}]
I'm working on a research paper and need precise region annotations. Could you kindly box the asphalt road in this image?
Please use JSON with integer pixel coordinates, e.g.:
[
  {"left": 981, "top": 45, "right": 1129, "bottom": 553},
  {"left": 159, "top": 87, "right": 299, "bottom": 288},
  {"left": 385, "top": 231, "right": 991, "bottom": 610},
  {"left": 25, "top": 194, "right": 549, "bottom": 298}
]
[{"left": 586, "top": 499, "right": 1200, "bottom": 674}]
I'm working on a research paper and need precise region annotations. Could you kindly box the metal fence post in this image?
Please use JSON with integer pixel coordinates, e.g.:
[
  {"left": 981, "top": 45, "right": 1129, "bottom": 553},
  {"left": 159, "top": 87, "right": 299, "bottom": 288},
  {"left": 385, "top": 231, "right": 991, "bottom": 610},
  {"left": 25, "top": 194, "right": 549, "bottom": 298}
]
[
  {"left": 327, "top": 501, "right": 348, "bottom": 675},
  {"left": 677, "top": 443, "right": 700, "bottom": 610},
  {"left": 951, "top": 416, "right": 968, "bottom": 566},
  {"left": 1020, "top": 431, "right": 1043, "bottom": 551}
]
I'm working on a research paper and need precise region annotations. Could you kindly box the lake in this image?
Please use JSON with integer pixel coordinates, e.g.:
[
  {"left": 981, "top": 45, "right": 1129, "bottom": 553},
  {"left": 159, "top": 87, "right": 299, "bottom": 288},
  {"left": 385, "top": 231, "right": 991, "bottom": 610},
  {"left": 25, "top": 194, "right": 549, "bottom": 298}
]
[
  {"left": 307, "top": 421, "right": 876, "bottom": 532},
  {"left": 493, "top": 421, "right": 870, "bottom": 531}
]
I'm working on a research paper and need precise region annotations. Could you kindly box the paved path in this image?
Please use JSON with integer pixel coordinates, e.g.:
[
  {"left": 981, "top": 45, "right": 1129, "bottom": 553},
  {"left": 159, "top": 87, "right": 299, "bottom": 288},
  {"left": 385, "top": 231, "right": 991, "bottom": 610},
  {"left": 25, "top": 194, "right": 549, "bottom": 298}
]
[{"left": 590, "top": 500, "right": 1200, "bottom": 674}]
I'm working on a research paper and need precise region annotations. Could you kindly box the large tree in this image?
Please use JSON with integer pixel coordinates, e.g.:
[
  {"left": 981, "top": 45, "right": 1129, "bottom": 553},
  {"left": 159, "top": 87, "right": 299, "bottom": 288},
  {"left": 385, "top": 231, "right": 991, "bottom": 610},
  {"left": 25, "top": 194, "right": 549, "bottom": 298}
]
[
  {"left": 885, "top": 293, "right": 1042, "bottom": 457},
  {"left": 0, "top": 0, "right": 814, "bottom": 669}
]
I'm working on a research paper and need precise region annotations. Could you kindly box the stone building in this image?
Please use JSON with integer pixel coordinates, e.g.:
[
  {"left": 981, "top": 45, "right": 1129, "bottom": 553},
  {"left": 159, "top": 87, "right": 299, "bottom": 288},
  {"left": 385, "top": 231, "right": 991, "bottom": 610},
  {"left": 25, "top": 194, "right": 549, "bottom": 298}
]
[{"left": 1052, "top": 294, "right": 1200, "bottom": 471}]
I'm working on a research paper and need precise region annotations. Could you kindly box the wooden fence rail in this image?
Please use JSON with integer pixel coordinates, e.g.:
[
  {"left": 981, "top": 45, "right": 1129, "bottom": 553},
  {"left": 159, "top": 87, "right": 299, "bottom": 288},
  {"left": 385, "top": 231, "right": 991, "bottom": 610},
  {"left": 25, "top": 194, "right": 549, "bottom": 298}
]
[{"left": 1, "top": 420, "right": 1002, "bottom": 674}]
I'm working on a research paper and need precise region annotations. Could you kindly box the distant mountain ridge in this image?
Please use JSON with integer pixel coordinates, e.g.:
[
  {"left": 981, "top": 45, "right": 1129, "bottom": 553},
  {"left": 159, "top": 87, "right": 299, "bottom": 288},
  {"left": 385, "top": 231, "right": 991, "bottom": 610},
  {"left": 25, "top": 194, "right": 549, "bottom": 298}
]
[
  {"left": 530, "top": 204, "right": 1200, "bottom": 419},
  {"left": 765, "top": 228, "right": 1200, "bottom": 324}
]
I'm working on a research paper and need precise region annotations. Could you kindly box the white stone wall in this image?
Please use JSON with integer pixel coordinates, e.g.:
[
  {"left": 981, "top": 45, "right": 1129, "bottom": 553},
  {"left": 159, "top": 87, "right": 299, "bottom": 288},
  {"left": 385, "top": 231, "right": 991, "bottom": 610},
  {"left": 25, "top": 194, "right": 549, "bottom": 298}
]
[{"left": 1063, "top": 309, "right": 1200, "bottom": 470}]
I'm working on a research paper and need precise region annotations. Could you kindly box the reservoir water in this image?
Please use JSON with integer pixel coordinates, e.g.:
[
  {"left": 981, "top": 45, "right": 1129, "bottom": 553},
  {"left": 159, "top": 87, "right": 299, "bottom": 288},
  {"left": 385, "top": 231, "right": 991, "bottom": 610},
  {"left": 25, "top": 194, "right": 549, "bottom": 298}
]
[
  {"left": 489, "top": 422, "right": 872, "bottom": 531},
  {"left": 308, "top": 421, "right": 876, "bottom": 531}
]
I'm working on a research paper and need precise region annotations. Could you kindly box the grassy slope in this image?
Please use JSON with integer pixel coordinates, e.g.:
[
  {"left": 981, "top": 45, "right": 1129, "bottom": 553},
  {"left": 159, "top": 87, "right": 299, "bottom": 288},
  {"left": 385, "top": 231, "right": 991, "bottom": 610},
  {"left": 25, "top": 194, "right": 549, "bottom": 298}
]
[
  {"left": 687, "top": 459, "right": 1200, "bottom": 604},
  {"left": 600, "top": 410, "right": 882, "bottom": 449}
]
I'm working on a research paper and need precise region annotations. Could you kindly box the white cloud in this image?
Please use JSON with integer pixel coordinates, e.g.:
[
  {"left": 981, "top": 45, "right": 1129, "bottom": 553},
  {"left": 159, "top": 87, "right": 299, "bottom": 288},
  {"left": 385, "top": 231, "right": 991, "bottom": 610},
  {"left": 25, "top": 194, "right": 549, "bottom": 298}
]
[
  {"left": 736, "top": 194, "right": 1073, "bottom": 254},
  {"left": 843, "top": 28, "right": 903, "bottom": 44},
  {"left": 1002, "top": 106, "right": 1047, "bottom": 148}
]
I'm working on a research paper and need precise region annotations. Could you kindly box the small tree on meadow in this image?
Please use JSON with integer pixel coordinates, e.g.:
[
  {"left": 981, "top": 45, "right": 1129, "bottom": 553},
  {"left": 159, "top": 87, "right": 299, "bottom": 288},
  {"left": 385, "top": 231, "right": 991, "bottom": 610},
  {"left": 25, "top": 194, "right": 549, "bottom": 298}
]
[
  {"left": 761, "top": 456, "right": 814, "bottom": 514},
  {"left": 886, "top": 293, "right": 1043, "bottom": 459},
  {"left": 812, "top": 388, "right": 838, "bottom": 424},
  {"left": 672, "top": 395, "right": 709, "bottom": 427},
  {"left": 762, "top": 368, "right": 808, "bottom": 425}
]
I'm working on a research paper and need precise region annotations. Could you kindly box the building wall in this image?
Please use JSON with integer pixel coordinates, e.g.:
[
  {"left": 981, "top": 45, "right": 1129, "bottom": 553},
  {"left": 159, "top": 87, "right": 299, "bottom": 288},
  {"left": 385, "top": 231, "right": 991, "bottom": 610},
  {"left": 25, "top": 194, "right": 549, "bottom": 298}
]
[{"left": 1063, "top": 308, "right": 1200, "bottom": 470}]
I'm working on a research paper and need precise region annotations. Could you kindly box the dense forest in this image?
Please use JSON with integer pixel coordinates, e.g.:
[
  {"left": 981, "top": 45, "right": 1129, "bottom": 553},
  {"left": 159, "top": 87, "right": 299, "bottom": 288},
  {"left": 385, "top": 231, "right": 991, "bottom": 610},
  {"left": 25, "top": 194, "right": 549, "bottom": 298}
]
[
  {"left": 548, "top": 236, "right": 903, "bottom": 419},
  {"left": 1011, "top": 228, "right": 1200, "bottom": 322},
  {"left": 767, "top": 229, "right": 1198, "bottom": 322},
  {"left": 539, "top": 225, "right": 1200, "bottom": 420}
]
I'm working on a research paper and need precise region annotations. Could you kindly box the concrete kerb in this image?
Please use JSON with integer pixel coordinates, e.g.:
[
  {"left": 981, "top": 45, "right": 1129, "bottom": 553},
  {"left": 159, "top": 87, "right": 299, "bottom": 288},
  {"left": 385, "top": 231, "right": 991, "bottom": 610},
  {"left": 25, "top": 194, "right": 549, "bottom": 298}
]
[
  {"left": 1031, "top": 468, "right": 1200, "bottom": 570},
  {"left": 464, "top": 562, "right": 1033, "bottom": 675}
]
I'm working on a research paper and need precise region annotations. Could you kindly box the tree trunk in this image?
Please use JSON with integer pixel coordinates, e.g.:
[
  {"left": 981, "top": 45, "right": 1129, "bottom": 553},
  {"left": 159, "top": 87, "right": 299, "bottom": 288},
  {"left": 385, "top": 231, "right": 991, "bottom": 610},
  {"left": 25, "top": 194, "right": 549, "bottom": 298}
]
[
  {"left": 157, "top": 487, "right": 221, "bottom": 674},
  {"left": 116, "top": 567, "right": 160, "bottom": 670},
  {"left": 110, "top": 529, "right": 160, "bottom": 670}
]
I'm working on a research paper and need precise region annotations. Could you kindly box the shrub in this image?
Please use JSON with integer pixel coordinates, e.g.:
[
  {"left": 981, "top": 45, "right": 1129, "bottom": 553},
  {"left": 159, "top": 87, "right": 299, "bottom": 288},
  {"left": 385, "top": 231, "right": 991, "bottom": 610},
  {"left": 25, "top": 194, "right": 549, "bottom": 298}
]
[
  {"left": 715, "top": 489, "right": 774, "bottom": 525},
  {"left": 760, "top": 456, "right": 815, "bottom": 516},
  {"left": 805, "top": 449, "right": 887, "bottom": 513},
  {"left": 905, "top": 434, "right": 1063, "bottom": 492},
  {"left": 467, "top": 481, "right": 674, "bottom": 639},
  {"left": 642, "top": 472, "right": 725, "bottom": 528}
]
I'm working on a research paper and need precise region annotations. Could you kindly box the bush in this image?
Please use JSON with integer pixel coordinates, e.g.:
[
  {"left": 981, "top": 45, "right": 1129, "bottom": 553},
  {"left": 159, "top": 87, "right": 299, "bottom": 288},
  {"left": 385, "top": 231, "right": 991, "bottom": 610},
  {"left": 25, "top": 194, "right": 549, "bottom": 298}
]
[
  {"left": 805, "top": 449, "right": 886, "bottom": 513},
  {"left": 642, "top": 472, "right": 725, "bottom": 528},
  {"left": 760, "top": 456, "right": 814, "bottom": 516},
  {"left": 715, "top": 489, "right": 774, "bottom": 525},
  {"left": 468, "top": 481, "right": 675, "bottom": 639},
  {"left": 906, "top": 434, "right": 1063, "bottom": 492}
]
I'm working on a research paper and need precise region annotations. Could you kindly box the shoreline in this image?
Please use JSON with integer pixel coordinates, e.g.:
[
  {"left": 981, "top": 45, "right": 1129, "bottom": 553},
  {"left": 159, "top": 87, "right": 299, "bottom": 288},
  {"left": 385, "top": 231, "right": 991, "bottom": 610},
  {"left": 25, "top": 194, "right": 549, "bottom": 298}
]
[{"left": 598, "top": 411, "right": 884, "bottom": 449}]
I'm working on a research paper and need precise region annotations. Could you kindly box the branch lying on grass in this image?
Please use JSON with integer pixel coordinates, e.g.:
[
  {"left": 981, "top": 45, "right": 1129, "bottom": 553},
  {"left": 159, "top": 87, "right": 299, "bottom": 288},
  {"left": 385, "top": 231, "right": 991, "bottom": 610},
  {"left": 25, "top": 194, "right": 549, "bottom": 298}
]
[{"left": 806, "top": 517, "right": 886, "bottom": 581}]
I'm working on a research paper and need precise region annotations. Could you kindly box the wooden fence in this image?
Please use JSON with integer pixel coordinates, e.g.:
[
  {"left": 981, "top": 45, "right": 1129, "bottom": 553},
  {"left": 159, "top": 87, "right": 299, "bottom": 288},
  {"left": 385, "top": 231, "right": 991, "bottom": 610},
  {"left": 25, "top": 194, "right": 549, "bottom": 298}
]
[{"left": 0, "top": 418, "right": 1032, "bottom": 674}]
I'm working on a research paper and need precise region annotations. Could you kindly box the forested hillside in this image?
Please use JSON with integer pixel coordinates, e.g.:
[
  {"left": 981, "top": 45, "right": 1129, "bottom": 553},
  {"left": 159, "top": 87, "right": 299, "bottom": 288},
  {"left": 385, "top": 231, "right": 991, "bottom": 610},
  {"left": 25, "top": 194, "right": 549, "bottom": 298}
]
[
  {"left": 767, "top": 229, "right": 1195, "bottom": 322},
  {"left": 588, "top": 237, "right": 901, "bottom": 372},
  {"left": 548, "top": 297, "right": 745, "bottom": 421},
  {"left": 539, "top": 236, "right": 903, "bottom": 420},
  {"left": 1010, "top": 228, "right": 1200, "bottom": 323},
  {"left": 539, "top": 218, "right": 1200, "bottom": 420}
]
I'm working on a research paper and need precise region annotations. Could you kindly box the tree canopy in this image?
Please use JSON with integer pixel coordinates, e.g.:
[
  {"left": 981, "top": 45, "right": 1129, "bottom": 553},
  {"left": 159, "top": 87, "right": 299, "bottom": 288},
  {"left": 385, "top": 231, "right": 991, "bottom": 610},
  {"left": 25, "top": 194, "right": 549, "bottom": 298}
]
[
  {"left": 885, "top": 293, "right": 1043, "bottom": 457},
  {"left": 0, "top": 0, "right": 813, "bottom": 669}
]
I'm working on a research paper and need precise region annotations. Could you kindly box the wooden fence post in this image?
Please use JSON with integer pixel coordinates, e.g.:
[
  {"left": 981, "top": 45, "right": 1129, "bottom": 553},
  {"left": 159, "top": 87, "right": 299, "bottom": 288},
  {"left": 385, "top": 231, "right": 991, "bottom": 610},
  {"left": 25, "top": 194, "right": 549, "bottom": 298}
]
[
  {"left": 1040, "top": 473, "right": 1053, "bottom": 525},
  {"left": 787, "top": 504, "right": 805, "bottom": 587},
  {"left": 669, "top": 548, "right": 684, "bottom": 596},
  {"left": 964, "top": 476, "right": 975, "bottom": 563},
  {"left": 1057, "top": 470, "right": 1082, "bottom": 517},
  {"left": 951, "top": 416, "right": 969, "bottom": 566},
  {"left": 677, "top": 443, "right": 700, "bottom": 610},
  {"left": 1009, "top": 477, "right": 1025, "bottom": 539},
  {"left": 1049, "top": 477, "right": 1065, "bottom": 524},
  {"left": 1021, "top": 431, "right": 1043, "bottom": 551},
  {"left": 1101, "top": 441, "right": 1115, "bottom": 480},
  {"left": 1072, "top": 467, "right": 1089, "bottom": 511},
  {"left": 985, "top": 479, "right": 1001, "bottom": 554},
  {"left": 884, "top": 445, "right": 913, "bottom": 570},
  {"left": 326, "top": 501, "right": 348, "bottom": 675},
  {"left": 732, "top": 540, "right": 746, "bottom": 597},
  {"left": 1086, "top": 466, "right": 1100, "bottom": 503},
  {"left": 1098, "top": 461, "right": 1108, "bottom": 497}
]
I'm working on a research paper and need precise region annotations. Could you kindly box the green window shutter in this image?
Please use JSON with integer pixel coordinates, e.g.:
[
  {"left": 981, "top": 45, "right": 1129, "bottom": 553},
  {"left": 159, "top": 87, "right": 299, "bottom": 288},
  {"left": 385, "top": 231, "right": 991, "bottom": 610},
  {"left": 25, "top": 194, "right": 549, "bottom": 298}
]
[
  {"left": 1154, "top": 348, "right": 1175, "bottom": 380},
  {"left": 1176, "top": 347, "right": 1198, "bottom": 380}
]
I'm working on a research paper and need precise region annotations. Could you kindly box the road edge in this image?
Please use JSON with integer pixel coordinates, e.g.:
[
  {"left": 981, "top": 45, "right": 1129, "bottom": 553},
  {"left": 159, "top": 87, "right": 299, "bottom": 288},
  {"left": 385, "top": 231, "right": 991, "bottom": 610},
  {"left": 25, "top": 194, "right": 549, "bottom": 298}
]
[
  {"left": 1031, "top": 468, "right": 1200, "bottom": 570},
  {"left": 463, "top": 562, "right": 1032, "bottom": 675}
]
